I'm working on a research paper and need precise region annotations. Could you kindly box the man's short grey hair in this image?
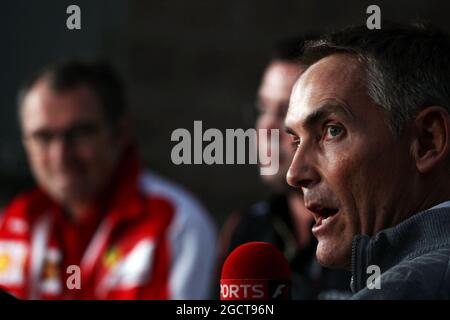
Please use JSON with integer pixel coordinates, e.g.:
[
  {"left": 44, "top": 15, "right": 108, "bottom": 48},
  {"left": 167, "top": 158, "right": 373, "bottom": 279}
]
[{"left": 301, "top": 22, "right": 450, "bottom": 136}]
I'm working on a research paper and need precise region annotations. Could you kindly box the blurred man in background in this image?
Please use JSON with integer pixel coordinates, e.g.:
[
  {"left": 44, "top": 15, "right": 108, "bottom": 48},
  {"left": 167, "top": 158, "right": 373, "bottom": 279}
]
[
  {"left": 0, "top": 60, "right": 217, "bottom": 299},
  {"left": 285, "top": 23, "right": 450, "bottom": 299},
  {"left": 219, "top": 36, "right": 351, "bottom": 299}
]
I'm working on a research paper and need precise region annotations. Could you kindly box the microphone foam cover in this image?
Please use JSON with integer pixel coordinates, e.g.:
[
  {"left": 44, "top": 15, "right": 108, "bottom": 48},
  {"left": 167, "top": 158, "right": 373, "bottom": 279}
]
[{"left": 221, "top": 241, "right": 292, "bottom": 280}]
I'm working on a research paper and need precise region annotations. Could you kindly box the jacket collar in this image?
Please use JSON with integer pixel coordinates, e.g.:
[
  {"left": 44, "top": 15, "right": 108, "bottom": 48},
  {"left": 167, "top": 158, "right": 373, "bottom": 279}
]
[{"left": 351, "top": 207, "right": 450, "bottom": 293}]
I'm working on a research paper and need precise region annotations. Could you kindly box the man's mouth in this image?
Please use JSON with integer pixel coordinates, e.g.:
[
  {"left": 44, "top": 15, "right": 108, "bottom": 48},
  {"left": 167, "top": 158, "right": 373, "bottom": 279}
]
[{"left": 306, "top": 204, "right": 341, "bottom": 236}]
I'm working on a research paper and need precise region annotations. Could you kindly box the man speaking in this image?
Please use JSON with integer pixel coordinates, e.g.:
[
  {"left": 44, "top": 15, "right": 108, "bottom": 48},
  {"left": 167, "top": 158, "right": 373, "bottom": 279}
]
[
  {"left": 285, "top": 23, "right": 450, "bottom": 299},
  {"left": 0, "top": 60, "right": 216, "bottom": 299}
]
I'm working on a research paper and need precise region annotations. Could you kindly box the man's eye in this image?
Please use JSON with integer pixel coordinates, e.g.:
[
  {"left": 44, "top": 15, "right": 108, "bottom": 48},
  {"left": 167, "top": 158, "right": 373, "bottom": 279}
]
[
  {"left": 290, "top": 137, "right": 300, "bottom": 147},
  {"left": 325, "top": 125, "right": 343, "bottom": 139},
  {"left": 70, "top": 125, "right": 99, "bottom": 137},
  {"left": 33, "top": 132, "right": 53, "bottom": 144}
]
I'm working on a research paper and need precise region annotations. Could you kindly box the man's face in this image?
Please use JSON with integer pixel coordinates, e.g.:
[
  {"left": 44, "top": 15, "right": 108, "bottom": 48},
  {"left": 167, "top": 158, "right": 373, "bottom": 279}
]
[
  {"left": 21, "top": 80, "right": 122, "bottom": 209},
  {"left": 285, "top": 54, "right": 415, "bottom": 269},
  {"left": 256, "top": 60, "right": 305, "bottom": 192}
]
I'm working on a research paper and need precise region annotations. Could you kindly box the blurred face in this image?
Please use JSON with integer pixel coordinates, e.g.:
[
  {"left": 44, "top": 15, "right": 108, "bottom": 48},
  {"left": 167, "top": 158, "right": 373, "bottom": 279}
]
[
  {"left": 285, "top": 54, "right": 415, "bottom": 269},
  {"left": 256, "top": 60, "right": 305, "bottom": 192},
  {"left": 20, "top": 80, "right": 122, "bottom": 211}
]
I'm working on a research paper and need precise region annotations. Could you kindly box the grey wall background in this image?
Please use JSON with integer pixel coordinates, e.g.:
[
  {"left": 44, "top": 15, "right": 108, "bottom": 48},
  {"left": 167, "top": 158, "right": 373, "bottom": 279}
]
[{"left": 1, "top": 0, "right": 449, "bottom": 227}]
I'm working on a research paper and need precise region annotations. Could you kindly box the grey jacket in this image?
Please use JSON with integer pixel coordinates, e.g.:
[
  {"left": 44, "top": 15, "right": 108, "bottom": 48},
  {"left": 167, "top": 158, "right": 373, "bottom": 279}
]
[{"left": 350, "top": 207, "right": 450, "bottom": 299}]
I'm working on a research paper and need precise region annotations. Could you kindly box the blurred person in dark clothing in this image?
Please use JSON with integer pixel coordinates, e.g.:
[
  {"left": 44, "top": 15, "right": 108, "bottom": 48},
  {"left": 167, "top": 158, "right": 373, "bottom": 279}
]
[
  {"left": 219, "top": 36, "right": 351, "bottom": 300},
  {"left": 0, "top": 60, "right": 217, "bottom": 299}
]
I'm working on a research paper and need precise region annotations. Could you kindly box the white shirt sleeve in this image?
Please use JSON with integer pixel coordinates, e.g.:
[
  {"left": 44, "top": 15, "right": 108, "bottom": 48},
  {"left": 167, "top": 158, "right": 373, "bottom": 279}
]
[
  {"left": 167, "top": 200, "right": 217, "bottom": 299},
  {"left": 139, "top": 171, "right": 217, "bottom": 299}
]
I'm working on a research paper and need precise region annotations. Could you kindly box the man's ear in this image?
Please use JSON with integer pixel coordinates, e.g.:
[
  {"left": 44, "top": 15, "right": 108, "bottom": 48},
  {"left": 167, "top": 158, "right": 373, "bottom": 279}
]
[{"left": 411, "top": 106, "right": 450, "bottom": 173}]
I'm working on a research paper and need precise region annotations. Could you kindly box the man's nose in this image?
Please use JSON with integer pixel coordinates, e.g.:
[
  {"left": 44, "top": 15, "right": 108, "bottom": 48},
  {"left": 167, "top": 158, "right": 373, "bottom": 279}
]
[
  {"left": 48, "top": 136, "right": 73, "bottom": 166},
  {"left": 258, "top": 111, "right": 283, "bottom": 131},
  {"left": 286, "top": 145, "right": 320, "bottom": 191},
  {"left": 264, "top": 115, "right": 281, "bottom": 131}
]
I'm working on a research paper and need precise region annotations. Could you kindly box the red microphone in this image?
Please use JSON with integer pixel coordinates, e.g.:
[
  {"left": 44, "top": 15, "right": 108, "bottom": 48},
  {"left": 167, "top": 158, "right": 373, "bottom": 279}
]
[{"left": 220, "top": 241, "right": 292, "bottom": 300}]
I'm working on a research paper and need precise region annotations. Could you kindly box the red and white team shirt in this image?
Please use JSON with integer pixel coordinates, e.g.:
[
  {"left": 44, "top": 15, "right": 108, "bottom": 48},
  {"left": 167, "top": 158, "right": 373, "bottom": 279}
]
[{"left": 0, "top": 153, "right": 217, "bottom": 299}]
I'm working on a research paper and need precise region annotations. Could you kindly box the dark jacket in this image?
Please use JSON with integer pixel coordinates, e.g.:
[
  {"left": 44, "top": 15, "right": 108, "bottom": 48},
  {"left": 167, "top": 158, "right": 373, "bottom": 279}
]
[{"left": 351, "top": 207, "right": 450, "bottom": 299}]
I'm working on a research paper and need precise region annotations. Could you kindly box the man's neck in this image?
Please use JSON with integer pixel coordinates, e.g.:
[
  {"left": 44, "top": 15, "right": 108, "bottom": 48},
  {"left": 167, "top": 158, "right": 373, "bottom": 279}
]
[{"left": 395, "top": 176, "right": 450, "bottom": 228}]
